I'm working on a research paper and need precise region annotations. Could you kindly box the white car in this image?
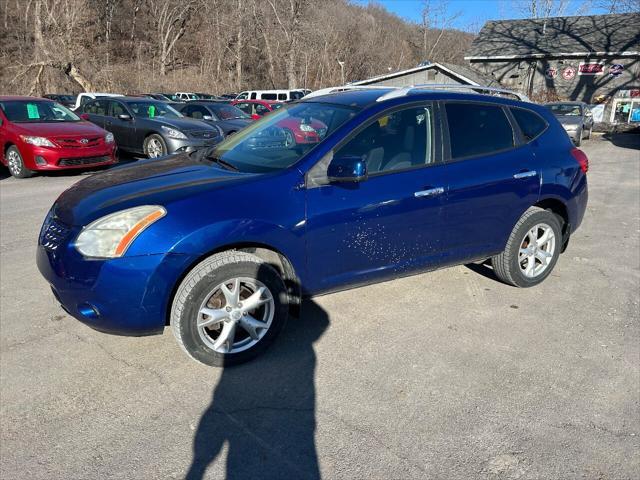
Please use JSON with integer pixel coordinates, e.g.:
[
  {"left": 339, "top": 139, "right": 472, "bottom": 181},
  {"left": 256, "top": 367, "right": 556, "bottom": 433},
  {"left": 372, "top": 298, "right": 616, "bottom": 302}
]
[
  {"left": 175, "top": 92, "right": 199, "bottom": 101},
  {"left": 72, "top": 93, "right": 123, "bottom": 111},
  {"left": 235, "top": 89, "right": 306, "bottom": 102}
]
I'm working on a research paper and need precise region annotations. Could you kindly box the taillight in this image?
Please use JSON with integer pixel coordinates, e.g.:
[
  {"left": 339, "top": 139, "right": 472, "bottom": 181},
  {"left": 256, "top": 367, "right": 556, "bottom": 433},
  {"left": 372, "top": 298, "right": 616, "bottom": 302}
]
[{"left": 571, "top": 147, "right": 589, "bottom": 174}]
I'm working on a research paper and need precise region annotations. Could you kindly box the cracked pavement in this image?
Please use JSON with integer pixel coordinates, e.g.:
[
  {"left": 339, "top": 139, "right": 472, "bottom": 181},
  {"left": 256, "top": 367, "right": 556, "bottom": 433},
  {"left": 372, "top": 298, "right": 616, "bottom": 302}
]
[{"left": 1, "top": 134, "right": 639, "bottom": 479}]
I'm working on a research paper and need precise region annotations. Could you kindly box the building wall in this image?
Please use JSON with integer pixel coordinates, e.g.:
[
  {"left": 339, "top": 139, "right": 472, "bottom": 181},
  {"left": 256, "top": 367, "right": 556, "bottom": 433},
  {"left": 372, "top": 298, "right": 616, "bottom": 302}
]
[
  {"left": 362, "top": 68, "right": 469, "bottom": 87},
  {"left": 470, "top": 56, "right": 640, "bottom": 103}
]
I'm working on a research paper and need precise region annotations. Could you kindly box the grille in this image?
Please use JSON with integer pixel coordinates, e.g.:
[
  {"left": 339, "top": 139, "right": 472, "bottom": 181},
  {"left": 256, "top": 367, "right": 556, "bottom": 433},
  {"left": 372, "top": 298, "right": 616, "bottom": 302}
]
[
  {"left": 40, "top": 214, "right": 71, "bottom": 252},
  {"left": 189, "top": 130, "right": 219, "bottom": 139},
  {"left": 54, "top": 136, "right": 102, "bottom": 148},
  {"left": 58, "top": 156, "right": 110, "bottom": 167}
]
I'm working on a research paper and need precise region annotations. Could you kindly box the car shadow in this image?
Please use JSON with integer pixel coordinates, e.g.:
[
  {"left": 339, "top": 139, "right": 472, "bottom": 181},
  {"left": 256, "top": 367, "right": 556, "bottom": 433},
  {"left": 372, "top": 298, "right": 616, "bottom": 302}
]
[
  {"left": 185, "top": 297, "right": 329, "bottom": 480},
  {"left": 602, "top": 132, "right": 640, "bottom": 151},
  {"left": 465, "top": 260, "right": 500, "bottom": 282}
]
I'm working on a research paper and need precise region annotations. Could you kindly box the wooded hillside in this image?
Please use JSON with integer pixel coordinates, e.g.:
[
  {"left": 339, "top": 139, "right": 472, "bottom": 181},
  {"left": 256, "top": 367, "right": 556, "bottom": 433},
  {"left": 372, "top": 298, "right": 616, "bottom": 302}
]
[{"left": 0, "top": 0, "right": 475, "bottom": 95}]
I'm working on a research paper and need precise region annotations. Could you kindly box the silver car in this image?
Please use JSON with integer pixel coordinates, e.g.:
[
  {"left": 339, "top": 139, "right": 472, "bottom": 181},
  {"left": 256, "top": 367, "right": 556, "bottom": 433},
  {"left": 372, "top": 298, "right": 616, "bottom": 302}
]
[{"left": 545, "top": 101, "right": 594, "bottom": 146}]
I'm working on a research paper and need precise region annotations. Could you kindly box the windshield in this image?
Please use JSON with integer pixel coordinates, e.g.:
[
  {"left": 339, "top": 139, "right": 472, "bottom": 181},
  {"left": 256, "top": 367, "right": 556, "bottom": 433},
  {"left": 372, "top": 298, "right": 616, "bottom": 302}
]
[
  {"left": 205, "top": 102, "right": 360, "bottom": 173},
  {"left": 0, "top": 100, "right": 80, "bottom": 123},
  {"left": 128, "top": 102, "right": 183, "bottom": 119},
  {"left": 548, "top": 104, "right": 582, "bottom": 116},
  {"left": 210, "top": 104, "right": 249, "bottom": 120}
]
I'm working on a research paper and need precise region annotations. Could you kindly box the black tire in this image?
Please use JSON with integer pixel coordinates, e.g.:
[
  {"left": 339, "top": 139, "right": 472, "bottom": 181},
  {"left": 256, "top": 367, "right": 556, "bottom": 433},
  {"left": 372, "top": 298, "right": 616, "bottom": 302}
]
[
  {"left": 143, "top": 134, "right": 168, "bottom": 158},
  {"left": 491, "top": 207, "right": 563, "bottom": 288},
  {"left": 5, "top": 146, "right": 34, "bottom": 178},
  {"left": 574, "top": 131, "right": 582, "bottom": 147},
  {"left": 171, "top": 251, "right": 289, "bottom": 366},
  {"left": 585, "top": 126, "right": 592, "bottom": 140}
]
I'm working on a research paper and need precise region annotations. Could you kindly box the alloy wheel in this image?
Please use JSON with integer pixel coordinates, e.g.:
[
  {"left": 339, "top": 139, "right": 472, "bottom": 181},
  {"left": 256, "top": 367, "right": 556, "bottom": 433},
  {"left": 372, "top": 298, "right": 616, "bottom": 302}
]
[
  {"left": 518, "top": 223, "right": 556, "bottom": 278},
  {"left": 7, "top": 150, "right": 21, "bottom": 176},
  {"left": 147, "top": 138, "right": 164, "bottom": 158},
  {"left": 197, "top": 277, "right": 274, "bottom": 354}
]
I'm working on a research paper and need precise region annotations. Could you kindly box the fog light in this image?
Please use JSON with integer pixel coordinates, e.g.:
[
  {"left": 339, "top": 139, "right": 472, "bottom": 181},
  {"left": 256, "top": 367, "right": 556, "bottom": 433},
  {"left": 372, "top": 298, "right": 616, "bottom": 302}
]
[
  {"left": 77, "top": 303, "right": 100, "bottom": 320},
  {"left": 35, "top": 156, "right": 47, "bottom": 165}
]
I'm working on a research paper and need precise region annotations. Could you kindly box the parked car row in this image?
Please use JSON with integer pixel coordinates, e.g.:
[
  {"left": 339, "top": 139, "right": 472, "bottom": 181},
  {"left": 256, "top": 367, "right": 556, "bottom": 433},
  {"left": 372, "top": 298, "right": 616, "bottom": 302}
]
[{"left": 1, "top": 89, "right": 592, "bottom": 179}]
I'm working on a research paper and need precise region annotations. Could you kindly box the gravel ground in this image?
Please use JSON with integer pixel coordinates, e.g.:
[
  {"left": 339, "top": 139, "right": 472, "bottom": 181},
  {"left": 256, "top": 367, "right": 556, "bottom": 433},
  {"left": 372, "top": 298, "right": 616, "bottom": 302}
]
[{"left": 1, "top": 133, "right": 638, "bottom": 480}]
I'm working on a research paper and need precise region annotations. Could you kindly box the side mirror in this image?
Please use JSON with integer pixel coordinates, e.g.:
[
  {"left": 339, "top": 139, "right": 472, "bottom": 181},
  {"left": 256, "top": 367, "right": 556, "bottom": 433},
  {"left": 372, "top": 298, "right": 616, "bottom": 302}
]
[
  {"left": 327, "top": 155, "right": 368, "bottom": 183},
  {"left": 203, "top": 115, "right": 214, "bottom": 121},
  {"left": 118, "top": 114, "right": 132, "bottom": 121},
  {"left": 79, "top": 113, "right": 90, "bottom": 120}
]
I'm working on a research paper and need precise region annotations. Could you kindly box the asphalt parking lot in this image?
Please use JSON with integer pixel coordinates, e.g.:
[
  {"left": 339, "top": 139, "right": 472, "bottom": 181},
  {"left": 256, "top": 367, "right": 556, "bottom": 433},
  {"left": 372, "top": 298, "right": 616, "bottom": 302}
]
[{"left": 1, "top": 134, "right": 638, "bottom": 480}]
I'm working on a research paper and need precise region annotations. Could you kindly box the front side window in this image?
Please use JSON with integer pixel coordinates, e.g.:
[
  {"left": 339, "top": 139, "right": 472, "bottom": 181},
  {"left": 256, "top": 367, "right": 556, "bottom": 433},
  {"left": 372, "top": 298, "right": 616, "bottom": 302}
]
[
  {"left": 290, "top": 91, "right": 305, "bottom": 101},
  {"left": 511, "top": 108, "right": 547, "bottom": 141},
  {"left": 110, "top": 101, "right": 127, "bottom": 117},
  {"left": 255, "top": 104, "right": 270, "bottom": 116},
  {"left": 206, "top": 102, "right": 359, "bottom": 173},
  {"left": 0, "top": 100, "right": 80, "bottom": 123},
  {"left": 445, "top": 103, "right": 514, "bottom": 159},
  {"left": 209, "top": 104, "right": 249, "bottom": 120},
  {"left": 335, "top": 105, "right": 434, "bottom": 175}
]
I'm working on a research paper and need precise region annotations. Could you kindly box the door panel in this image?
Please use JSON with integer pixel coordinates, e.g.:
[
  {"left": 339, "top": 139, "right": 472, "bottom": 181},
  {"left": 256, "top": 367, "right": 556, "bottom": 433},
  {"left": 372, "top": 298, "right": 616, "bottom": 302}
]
[
  {"left": 304, "top": 103, "right": 444, "bottom": 293},
  {"left": 107, "top": 101, "right": 135, "bottom": 150},
  {"left": 441, "top": 101, "right": 540, "bottom": 263}
]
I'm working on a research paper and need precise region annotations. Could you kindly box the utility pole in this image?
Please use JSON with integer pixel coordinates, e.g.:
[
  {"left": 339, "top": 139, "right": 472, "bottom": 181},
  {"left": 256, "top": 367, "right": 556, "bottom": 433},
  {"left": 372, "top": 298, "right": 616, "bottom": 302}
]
[{"left": 337, "top": 60, "right": 345, "bottom": 85}]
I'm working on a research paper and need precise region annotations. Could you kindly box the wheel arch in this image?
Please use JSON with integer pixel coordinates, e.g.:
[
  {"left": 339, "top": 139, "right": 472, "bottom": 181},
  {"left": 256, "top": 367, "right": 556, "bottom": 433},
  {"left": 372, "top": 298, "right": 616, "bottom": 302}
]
[
  {"left": 534, "top": 197, "right": 571, "bottom": 250},
  {"left": 165, "top": 241, "right": 302, "bottom": 326}
]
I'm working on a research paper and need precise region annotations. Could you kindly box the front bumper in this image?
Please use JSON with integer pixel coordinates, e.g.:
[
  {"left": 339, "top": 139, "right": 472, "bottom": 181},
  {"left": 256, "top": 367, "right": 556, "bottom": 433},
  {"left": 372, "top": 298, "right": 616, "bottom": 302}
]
[
  {"left": 36, "top": 223, "right": 197, "bottom": 335},
  {"left": 165, "top": 136, "right": 221, "bottom": 155},
  {"left": 21, "top": 143, "right": 117, "bottom": 170}
]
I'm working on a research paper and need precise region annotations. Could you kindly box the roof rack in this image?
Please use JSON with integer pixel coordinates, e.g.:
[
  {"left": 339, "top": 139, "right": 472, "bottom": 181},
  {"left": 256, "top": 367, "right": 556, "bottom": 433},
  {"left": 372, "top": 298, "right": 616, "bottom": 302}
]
[
  {"left": 304, "top": 83, "right": 529, "bottom": 103},
  {"left": 303, "top": 85, "right": 393, "bottom": 99},
  {"left": 376, "top": 84, "right": 530, "bottom": 102}
]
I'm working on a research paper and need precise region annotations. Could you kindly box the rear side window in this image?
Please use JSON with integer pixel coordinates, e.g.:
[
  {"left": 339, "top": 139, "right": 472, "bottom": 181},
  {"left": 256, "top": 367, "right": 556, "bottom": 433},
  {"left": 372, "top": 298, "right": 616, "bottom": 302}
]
[
  {"left": 445, "top": 103, "right": 514, "bottom": 159},
  {"left": 510, "top": 108, "right": 547, "bottom": 141},
  {"left": 261, "top": 93, "right": 277, "bottom": 100}
]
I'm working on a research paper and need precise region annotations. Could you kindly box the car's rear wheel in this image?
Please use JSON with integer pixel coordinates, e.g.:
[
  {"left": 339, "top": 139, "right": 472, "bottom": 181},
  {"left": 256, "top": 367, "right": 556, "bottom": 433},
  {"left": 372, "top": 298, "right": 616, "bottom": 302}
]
[
  {"left": 283, "top": 128, "right": 295, "bottom": 147},
  {"left": 5, "top": 146, "right": 34, "bottom": 178},
  {"left": 585, "top": 126, "right": 593, "bottom": 140},
  {"left": 574, "top": 130, "right": 582, "bottom": 146},
  {"left": 144, "top": 134, "right": 168, "bottom": 158},
  {"left": 491, "top": 207, "right": 562, "bottom": 287},
  {"left": 171, "top": 251, "right": 289, "bottom": 366}
]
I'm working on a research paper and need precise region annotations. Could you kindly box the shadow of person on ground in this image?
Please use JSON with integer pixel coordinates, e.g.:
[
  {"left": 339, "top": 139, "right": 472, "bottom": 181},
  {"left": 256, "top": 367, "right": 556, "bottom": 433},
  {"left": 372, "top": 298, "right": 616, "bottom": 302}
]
[
  {"left": 602, "top": 131, "right": 640, "bottom": 150},
  {"left": 186, "top": 297, "right": 329, "bottom": 480}
]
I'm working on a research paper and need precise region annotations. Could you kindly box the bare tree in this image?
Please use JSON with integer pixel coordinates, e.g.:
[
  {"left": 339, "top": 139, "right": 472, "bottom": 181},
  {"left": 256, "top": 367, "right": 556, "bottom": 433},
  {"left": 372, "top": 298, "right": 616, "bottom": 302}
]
[
  {"left": 146, "top": 0, "right": 196, "bottom": 76},
  {"left": 596, "top": 0, "right": 640, "bottom": 12},
  {"left": 267, "top": 0, "right": 308, "bottom": 88}
]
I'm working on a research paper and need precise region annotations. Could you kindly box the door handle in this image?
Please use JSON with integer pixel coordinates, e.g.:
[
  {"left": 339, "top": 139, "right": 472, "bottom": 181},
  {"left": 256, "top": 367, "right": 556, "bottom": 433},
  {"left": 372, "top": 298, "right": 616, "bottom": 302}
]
[
  {"left": 513, "top": 170, "right": 537, "bottom": 179},
  {"left": 414, "top": 187, "right": 444, "bottom": 198}
]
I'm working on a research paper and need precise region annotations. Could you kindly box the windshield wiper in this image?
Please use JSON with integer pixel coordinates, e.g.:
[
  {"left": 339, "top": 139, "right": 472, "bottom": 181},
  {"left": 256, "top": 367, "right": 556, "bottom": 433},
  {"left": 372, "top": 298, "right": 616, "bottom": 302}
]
[{"left": 207, "top": 154, "right": 239, "bottom": 172}]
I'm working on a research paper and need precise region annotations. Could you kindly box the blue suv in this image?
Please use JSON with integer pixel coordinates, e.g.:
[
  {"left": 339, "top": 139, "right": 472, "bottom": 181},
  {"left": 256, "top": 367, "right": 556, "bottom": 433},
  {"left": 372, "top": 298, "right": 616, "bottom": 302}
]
[{"left": 37, "top": 87, "right": 589, "bottom": 366}]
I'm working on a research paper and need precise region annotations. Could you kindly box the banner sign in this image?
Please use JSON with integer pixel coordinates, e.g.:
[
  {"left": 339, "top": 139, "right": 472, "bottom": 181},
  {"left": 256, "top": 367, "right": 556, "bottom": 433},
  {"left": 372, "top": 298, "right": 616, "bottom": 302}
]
[{"left": 578, "top": 63, "right": 605, "bottom": 75}]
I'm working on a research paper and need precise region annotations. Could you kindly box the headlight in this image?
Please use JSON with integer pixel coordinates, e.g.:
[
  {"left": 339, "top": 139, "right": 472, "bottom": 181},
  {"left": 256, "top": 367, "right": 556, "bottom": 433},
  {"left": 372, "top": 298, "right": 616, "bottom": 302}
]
[
  {"left": 299, "top": 124, "right": 316, "bottom": 132},
  {"left": 161, "top": 126, "right": 187, "bottom": 139},
  {"left": 75, "top": 205, "right": 166, "bottom": 258},
  {"left": 105, "top": 132, "right": 115, "bottom": 143},
  {"left": 20, "top": 135, "right": 55, "bottom": 147}
]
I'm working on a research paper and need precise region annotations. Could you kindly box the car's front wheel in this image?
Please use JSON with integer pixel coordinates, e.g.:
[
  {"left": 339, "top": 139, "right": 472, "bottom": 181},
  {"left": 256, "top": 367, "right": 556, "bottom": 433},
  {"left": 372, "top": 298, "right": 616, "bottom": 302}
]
[
  {"left": 144, "top": 134, "right": 168, "bottom": 158},
  {"left": 491, "top": 207, "right": 562, "bottom": 287},
  {"left": 171, "top": 251, "right": 289, "bottom": 366},
  {"left": 6, "top": 146, "right": 34, "bottom": 178}
]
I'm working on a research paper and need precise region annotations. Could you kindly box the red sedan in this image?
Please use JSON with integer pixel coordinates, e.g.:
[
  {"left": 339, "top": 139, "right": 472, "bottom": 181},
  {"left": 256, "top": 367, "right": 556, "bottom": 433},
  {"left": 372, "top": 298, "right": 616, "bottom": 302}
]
[
  {"left": 232, "top": 99, "right": 327, "bottom": 145},
  {"left": 0, "top": 96, "right": 116, "bottom": 178}
]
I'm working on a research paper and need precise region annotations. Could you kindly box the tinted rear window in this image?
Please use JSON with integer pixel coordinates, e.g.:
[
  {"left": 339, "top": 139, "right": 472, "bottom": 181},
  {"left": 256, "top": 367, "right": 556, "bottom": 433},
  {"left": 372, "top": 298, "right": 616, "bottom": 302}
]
[
  {"left": 511, "top": 108, "right": 547, "bottom": 141},
  {"left": 445, "top": 103, "right": 514, "bottom": 159}
]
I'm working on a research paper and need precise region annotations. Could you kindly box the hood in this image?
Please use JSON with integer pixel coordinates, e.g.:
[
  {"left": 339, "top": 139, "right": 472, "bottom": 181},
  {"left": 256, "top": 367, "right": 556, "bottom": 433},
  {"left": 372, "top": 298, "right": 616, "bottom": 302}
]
[
  {"left": 152, "top": 117, "right": 214, "bottom": 132},
  {"left": 53, "top": 152, "right": 253, "bottom": 226},
  {"left": 216, "top": 118, "right": 252, "bottom": 130},
  {"left": 14, "top": 121, "right": 106, "bottom": 138},
  {"left": 556, "top": 116, "right": 582, "bottom": 126}
]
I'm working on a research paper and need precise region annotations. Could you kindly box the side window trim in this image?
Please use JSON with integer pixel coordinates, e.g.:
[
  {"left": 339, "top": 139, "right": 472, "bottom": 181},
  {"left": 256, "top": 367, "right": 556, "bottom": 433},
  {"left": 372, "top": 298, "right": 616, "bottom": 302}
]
[
  {"left": 441, "top": 100, "right": 519, "bottom": 163},
  {"left": 305, "top": 101, "right": 441, "bottom": 188}
]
